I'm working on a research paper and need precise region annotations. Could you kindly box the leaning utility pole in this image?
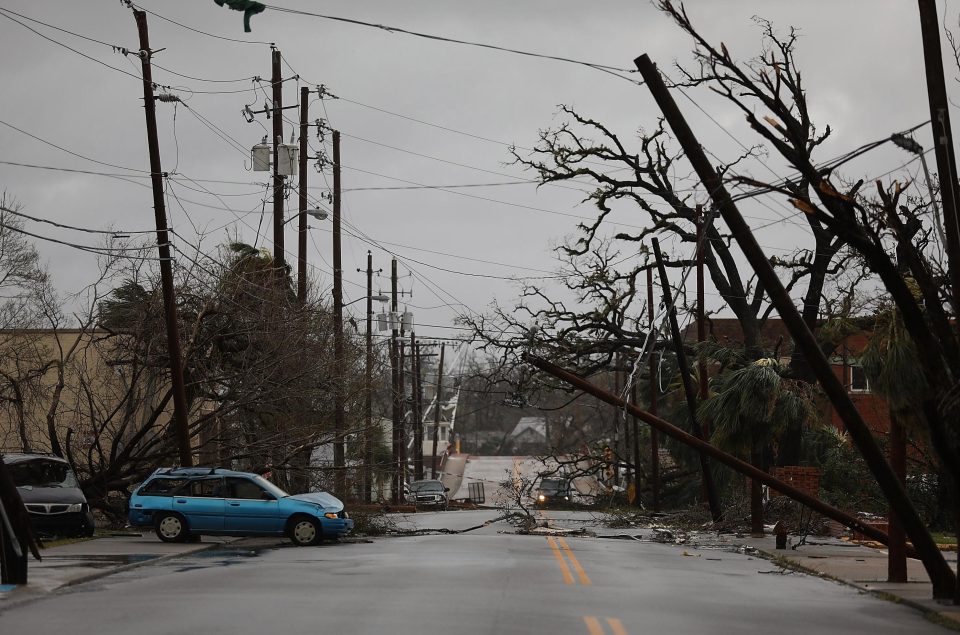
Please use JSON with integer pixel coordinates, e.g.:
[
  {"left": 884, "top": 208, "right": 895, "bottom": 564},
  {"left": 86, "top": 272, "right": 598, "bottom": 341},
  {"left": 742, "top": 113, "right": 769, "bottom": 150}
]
[
  {"left": 363, "top": 251, "right": 374, "bottom": 503},
  {"left": 332, "top": 130, "right": 345, "bottom": 497},
  {"left": 647, "top": 267, "right": 660, "bottom": 512},
  {"left": 133, "top": 10, "right": 192, "bottom": 467},
  {"left": 390, "top": 258, "right": 401, "bottom": 503},
  {"left": 636, "top": 52, "right": 956, "bottom": 599},
  {"left": 271, "top": 47, "right": 285, "bottom": 276},
  {"left": 430, "top": 343, "right": 445, "bottom": 479},
  {"left": 652, "top": 238, "right": 722, "bottom": 522},
  {"left": 917, "top": 0, "right": 960, "bottom": 315},
  {"left": 297, "top": 85, "right": 308, "bottom": 304}
]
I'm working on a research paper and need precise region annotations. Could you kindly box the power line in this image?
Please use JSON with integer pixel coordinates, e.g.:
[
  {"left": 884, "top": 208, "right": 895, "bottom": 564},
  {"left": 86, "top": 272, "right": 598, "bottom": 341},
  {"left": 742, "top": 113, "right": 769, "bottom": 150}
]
[
  {"left": 129, "top": 2, "right": 274, "bottom": 46},
  {"left": 0, "top": 204, "right": 155, "bottom": 237},
  {"left": 263, "top": 4, "right": 642, "bottom": 83},
  {"left": 0, "top": 119, "right": 149, "bottom": 174},
  {"left": 0, "top": 8, "right": 144, "bottom": 82}
]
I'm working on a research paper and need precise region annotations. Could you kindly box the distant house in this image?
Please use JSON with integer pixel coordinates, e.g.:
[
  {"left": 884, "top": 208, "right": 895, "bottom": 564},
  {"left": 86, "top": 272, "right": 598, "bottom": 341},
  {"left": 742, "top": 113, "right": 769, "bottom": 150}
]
[{"left": 507, "top": 416, "right": 547, "bottom": 454}]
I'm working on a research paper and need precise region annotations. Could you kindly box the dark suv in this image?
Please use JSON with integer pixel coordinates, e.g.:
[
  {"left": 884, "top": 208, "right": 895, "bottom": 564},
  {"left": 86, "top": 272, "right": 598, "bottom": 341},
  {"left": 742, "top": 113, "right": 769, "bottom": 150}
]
[
  {"left": 4, "top": 453, "right": 95, "bottom": 538},
  {"left": 407, "top": 479, "right": 449, "bottom": 510},
  {"left": 534, "top": 477, "right": 571, "bottom": 507}
]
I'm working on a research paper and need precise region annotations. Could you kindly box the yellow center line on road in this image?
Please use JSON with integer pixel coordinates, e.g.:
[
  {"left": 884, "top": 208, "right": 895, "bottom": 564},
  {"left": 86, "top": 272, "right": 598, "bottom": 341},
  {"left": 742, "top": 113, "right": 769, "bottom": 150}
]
[
  {"left": 582, "top": 616, "right": 630, "bottom": 635},
  {"left": 547, "top": 536, "right": 575, "bottom": 585},
  {"left": 606, "top": 618, "right": 629, "bottom": 635},
  {"left": 583, "top": 616, "right": 605, "bottom": 635},
  {"left": 557, "top": 537, "right": 592, "bottom": 586}
]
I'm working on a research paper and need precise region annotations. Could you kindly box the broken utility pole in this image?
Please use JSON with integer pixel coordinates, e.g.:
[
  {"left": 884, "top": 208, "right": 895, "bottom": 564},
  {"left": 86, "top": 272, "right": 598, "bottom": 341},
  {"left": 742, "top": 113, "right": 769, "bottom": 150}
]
[
  {"left": 133, "top": 9, "right": 192, "bottom": 467},
  {"left": 525, "top": 354, "right": 903, "bottom": 549},
  {"left": 651, "top": 238, "right": 722, "bottom": 522},
  {"left": 635, "top": 52, "right": 956, "bottom": 599}
]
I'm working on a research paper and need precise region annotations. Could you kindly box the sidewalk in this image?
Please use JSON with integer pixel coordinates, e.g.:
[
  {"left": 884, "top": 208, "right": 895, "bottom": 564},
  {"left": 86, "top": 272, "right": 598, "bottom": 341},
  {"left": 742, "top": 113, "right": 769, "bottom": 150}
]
[
  {"left": 0, "top": 532, "right": 234, "bottom": 608},
  {"left": 718, "top": 533, "right": 960, "bottom": 626}
]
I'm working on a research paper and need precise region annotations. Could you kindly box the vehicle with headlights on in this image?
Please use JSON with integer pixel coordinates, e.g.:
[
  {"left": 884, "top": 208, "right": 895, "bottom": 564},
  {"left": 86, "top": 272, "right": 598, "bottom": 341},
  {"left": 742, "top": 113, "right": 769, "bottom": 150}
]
[
  {"left": 534, "top": 477, "right": 571, "bottom": 507},
  {"left": 127, "top": 467, "right": 353, "bottom": 546}
]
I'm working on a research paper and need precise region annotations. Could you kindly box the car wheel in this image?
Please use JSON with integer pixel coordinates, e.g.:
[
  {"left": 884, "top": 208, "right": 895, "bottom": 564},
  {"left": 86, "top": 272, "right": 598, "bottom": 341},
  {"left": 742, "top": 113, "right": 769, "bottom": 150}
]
[
  {"left": 288, "top": 515, "right": 321, "bottom": 546},
  {"left": 154, "top": 512, "right": 189, "bottom": 543}
]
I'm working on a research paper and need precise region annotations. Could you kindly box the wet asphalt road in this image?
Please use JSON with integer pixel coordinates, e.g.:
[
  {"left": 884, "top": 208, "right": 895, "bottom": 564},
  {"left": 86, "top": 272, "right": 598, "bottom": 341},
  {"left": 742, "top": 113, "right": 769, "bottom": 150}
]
[{"left": 0, "top": 512, "right": 950, "bottom": 634}]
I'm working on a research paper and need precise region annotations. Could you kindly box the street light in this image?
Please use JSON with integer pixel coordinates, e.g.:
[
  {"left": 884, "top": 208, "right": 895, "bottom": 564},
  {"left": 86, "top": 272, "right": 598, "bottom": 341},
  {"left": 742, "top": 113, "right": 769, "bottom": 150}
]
[
  {"left": 890, "top": 131, "right": 947, "bottom": 247},
  {"left": 344, "top": 294, "right": 388, "bottom": 307}
]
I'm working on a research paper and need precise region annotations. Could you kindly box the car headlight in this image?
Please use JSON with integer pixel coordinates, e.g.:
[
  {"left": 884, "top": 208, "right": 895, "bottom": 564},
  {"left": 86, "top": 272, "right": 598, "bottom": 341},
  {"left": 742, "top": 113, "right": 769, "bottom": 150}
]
[
  {"left": 538, "top": 494, "right": 546, "bottom": 502},
  {"left": 324, "top": 512, "right": 338, "bottom": 519},
  {"left": 67, "top": 503, "right": 84, "bottom": 513}
]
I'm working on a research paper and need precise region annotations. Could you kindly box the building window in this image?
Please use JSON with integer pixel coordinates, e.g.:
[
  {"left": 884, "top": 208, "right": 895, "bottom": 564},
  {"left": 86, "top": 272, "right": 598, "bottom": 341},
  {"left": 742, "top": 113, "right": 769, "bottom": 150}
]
[{"left": 849, "top": 364, "right": 871, "bottom": 393}]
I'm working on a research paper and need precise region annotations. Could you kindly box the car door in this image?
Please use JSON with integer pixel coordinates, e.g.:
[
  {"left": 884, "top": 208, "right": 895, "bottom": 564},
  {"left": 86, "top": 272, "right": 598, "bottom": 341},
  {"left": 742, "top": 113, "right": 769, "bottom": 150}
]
[
  {"left": 171, "top": 477, "right": 225, "bottom": 532},
  {"left": 222, "top": 477, "right": 282, "bottom": 534}
]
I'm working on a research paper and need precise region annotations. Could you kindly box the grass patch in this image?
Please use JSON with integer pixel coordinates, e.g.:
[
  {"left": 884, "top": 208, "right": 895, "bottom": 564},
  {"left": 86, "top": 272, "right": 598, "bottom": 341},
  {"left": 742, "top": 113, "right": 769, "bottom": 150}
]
[{"left": 928, "top": 531, "right": 958, "bottom": 545}]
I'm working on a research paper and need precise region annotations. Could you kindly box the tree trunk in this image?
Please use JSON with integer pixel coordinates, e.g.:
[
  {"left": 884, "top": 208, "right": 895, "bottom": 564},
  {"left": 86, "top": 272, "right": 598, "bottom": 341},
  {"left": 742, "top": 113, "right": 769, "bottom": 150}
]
[
  {"left": 750, "top": 442, "right": 764, "bottom": 536},
  {"left": 888, "top": 413, "right": 908, "bottom": 583}
]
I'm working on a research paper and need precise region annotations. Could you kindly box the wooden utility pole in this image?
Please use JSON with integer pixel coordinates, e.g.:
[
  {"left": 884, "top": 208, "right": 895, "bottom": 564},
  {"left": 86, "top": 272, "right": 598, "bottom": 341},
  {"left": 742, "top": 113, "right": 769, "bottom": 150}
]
[
  {"left": 652, "top": 238, "right": 722, "bottom": 522},
  {"left": 636, "top": 52, "right": 956, "bottom": 599},
  {"left": 631, "top": 381, "right": 642, "bottom": 508},
  {"left": 527, "top": 354, "right": 912, "bottom": 549},
  {"left": 399, "top": 341, "right": 407, "bottom": 488},
  {"left": 647, "top": 266, "right": 660, "bottom": 512},
  {"left": 431, "top": 343, "right": 445, "bottom": 479},
  {"left": 917, "top": 0, "right": 960, "bottom": 315},
  {"left": 390, "top": 258, "right": 401, "bottom": 503},
  {"left": 332, "top": 131, "right": 345, "bottom": 497},
  {"left": 916, "top": 3, "right": 960, "bottom": 601},
  {"left": 696, "top": 206, "right": 708, "bottom": 415},
  {"left": 888, "top": 415, "right": 908, "bottom": 582},
  {"left": 133, "top": 10, "right": 192, "bottom": 467},
  {"left": 297, "top": 86, "right": 308, "bottom": 304},
  {"left": 411, "top": 333, "right": 423, "bottom": 481},
  {"left": 363, "top": 251, "right": 374, "bottom": 503},
  {"left": 271, "top": 48, "right": 285, "bottom": 275}
]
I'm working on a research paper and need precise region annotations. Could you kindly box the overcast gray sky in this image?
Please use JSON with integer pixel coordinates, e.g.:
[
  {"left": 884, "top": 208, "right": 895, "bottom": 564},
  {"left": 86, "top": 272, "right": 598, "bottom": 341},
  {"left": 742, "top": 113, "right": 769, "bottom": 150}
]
[{"left": 0, "top": 1, "right": 948, "bottom": 340}]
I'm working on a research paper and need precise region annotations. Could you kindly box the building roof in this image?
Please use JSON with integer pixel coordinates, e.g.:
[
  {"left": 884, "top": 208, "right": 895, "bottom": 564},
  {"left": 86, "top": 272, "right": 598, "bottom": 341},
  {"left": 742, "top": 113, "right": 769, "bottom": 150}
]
[
  {"left": 682, "top": 317, "right": 794, "bottom": 352},
  {"left": 509, "top": 416, "right": 546, "bottom": 440}
]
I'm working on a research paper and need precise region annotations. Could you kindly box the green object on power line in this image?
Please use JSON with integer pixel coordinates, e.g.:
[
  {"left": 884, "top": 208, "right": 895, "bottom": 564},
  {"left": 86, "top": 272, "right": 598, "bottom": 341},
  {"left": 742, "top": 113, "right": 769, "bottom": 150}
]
[{"left": 214, "top": 0, "right": 266, "bottom": 33}]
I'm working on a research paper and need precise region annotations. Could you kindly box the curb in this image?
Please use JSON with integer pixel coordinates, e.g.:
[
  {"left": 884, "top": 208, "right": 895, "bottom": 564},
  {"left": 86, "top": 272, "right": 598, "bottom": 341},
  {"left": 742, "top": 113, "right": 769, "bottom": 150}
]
[
  {"left": 754, "top": 547, "right": 960, "bottom": 632},
  {"left": 0, "top": 538, "right": 234, "bottom": 615},
  {"left": 61, "top": 539, "right": 230, "bottom": 589}
]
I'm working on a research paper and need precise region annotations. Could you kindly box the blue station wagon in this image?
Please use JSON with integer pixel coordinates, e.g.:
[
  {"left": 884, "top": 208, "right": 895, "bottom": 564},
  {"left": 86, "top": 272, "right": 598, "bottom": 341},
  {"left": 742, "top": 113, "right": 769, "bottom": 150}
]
[{"left": 128, "top": 467, "right": 353, "bottom": 546}]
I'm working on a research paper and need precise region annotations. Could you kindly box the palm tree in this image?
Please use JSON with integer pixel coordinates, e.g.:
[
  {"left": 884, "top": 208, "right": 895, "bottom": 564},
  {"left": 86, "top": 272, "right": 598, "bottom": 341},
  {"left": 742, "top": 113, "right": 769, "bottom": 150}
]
[{"left": 699, "top": 353, "right": 816, "bottom": 535}]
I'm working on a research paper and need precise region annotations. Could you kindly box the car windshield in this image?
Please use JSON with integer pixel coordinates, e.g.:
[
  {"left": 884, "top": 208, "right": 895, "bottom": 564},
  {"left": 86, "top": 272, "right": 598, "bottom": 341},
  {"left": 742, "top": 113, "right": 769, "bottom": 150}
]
[
  {"left": 539, "top": 479, "right": 564, "bottom": 493},
  {"left": 410, "top": 481, "right": 443, "bottom": 493},
  {"left": 254, "top": 475, "right": 289, "bottom": 499},
  {"left": 9, "top": 459, "right": 78, "bottom": 488}
]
